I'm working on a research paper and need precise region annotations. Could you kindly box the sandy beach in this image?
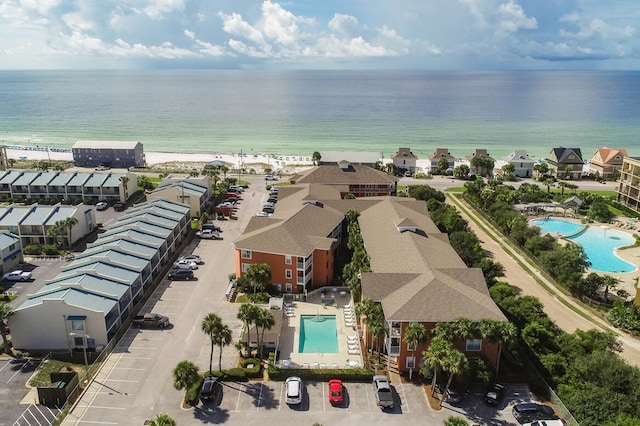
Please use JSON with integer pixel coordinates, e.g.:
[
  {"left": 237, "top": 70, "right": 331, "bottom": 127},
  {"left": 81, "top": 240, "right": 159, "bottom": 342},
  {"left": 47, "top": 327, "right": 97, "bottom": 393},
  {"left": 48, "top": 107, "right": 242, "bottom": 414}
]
[{"left": 4, "top": 146, "right": 434, "bottom": 173}]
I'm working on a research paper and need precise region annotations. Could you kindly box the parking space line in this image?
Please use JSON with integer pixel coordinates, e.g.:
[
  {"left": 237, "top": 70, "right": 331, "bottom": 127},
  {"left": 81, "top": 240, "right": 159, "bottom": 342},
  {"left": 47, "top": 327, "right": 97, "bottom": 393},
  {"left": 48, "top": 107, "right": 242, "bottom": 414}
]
[
  {"left": 256, "top": 382, "right": 263, "bottom": 410},
  {"left": 86, "top": 406, "right": 126, "bottom": 410},
  {"left": 113, "top": 356, "right": 153, "bottom": 360},
  {"left": 75, "top": 421, "right": 118, "bottom": 424},
  {"left": 114, "top": 346, "right": 157, "bottom": 351},
  {"left": 104, "top": 379, "right": 139, "bottom": 383},
  {"left": 112, "top": 367, "right": 146, "bottom": 371},
  {"left": 235, "top": 384, "right": 243, "bottom": 412},
  {"left": 0, "top": 360, "right": 9, "bottom": 372}
]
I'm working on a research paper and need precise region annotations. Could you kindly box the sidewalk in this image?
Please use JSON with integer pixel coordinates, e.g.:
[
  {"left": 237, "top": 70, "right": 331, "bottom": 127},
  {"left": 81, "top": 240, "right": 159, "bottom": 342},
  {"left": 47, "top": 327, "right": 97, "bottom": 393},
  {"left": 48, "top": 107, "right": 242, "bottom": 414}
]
[{"left": 446, "top": 194, "right": 640, "bottom": 368}]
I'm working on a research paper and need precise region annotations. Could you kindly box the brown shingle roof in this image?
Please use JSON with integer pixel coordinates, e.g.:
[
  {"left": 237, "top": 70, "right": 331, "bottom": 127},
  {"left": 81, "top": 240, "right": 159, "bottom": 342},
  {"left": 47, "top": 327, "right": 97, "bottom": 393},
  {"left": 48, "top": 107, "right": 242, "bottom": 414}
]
[{"left": 290, "top": 164, "right": 398, "bottom": 185}]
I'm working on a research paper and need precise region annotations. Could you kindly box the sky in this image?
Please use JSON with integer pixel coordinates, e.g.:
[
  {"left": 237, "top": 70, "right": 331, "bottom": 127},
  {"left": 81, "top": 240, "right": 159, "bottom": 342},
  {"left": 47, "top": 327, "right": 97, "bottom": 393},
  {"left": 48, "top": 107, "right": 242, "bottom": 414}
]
[{"left": 1, "top": 0, "right": 639, "bottom": 70}]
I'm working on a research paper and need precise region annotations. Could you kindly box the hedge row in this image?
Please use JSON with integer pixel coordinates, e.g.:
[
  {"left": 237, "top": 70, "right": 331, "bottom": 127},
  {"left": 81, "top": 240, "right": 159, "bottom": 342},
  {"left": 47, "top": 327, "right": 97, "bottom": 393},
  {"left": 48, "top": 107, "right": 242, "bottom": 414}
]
[{"left": 267, "top": 364, "right": 373, "bottom": 382}]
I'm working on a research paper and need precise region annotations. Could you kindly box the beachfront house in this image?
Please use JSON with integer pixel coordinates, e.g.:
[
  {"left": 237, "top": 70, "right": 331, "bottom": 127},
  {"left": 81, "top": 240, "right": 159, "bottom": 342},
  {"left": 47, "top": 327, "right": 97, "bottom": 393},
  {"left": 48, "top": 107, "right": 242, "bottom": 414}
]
[
  {"left": 502, "top": 150, "right": 535, "bottom": 178},
  {"left": 588, "top": 147, "right": 627, "bottom": 180},
  {"left": 391, "top": 148, "right": 418, "bottom": 175},
  {"left": 466, "top": 149, "right": 495, "bottom": 177},
  {"left": 543, "top": 147, "right": 584, "bottom": 180},
  {"left": 9, "top": 199, "right": 190, "bottom": 352},
  {"left": 72, "top": 141, "right": 146, "bottom": 169},
  {"left": 289, "top": 162, "right": 397, "bottom": 197},
  {"left": 429, "top": 148, "right": 456, "bottom": 173}
]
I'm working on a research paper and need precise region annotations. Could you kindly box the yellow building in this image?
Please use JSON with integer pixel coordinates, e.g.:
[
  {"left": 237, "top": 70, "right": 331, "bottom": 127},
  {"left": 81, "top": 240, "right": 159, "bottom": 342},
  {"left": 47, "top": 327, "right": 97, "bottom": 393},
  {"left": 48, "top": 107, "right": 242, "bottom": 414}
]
[{"left": 617, "top": 156, "right": 640, "bottom": 213}]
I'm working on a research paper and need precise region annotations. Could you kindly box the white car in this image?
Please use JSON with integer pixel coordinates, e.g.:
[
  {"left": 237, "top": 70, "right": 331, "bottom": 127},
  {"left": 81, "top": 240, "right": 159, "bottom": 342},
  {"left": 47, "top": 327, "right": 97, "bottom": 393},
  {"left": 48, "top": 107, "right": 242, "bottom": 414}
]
[
  {"left": 172, "top": 260, "right": 198, "bottom": 270},
  {"left": 3, "top": 270, "right": 32, "bottom": 281},
  {"left": 285, "top": 376, "right": 303, "bottom": 405},
  {"left": 179, "top": 254, "right": 204, "bottom": 264},
  {"left": 95, "top": 201, "right": 108, "bottom": 211}
]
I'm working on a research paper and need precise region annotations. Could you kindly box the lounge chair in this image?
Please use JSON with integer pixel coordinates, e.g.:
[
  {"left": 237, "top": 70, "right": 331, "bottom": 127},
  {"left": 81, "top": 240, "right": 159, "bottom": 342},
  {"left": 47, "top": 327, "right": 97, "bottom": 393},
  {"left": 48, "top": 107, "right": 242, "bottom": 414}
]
[
  {"left": 348, "top": 348, "right": 360, "bottom": 355},
  {"left": 347, "top": 335, "right": 358, "bottom": 342}
]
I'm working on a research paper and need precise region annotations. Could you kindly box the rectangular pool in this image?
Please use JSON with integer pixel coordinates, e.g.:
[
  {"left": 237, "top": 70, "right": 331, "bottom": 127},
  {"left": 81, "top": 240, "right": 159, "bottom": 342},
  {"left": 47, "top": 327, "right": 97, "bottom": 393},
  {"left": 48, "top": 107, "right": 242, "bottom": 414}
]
[{"left": 298, "top": 315, "right": 338, "bottom": 353}]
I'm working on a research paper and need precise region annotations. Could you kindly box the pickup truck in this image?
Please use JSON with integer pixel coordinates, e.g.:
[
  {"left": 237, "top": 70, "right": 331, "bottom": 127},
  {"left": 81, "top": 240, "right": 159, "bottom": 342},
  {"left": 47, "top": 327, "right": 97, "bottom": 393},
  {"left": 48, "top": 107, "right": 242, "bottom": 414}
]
[
  {"left": 3, "top": 270, "right": 32, "bottom": 281},
  {"left": 196, "top": 229, "right": 221, "bottom": 239},
  {"left": 133, "top": 313, "right": 170, "bottom": 328},
  {"left": 372, "top": 375, "right": 395, "bottom": 409}
]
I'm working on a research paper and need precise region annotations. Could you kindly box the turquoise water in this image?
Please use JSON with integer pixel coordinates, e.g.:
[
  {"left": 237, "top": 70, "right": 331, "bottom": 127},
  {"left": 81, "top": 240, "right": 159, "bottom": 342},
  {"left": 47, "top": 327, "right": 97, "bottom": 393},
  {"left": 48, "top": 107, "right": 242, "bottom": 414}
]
[
  {"left": 1, "top": 70, "right": 640, "bottom": 159},
  {"left": 298, "top": 315, "right": 338, "bottom": 353},
  {"left": 531, "top": 218, "right": 636, "bottom": 273}
]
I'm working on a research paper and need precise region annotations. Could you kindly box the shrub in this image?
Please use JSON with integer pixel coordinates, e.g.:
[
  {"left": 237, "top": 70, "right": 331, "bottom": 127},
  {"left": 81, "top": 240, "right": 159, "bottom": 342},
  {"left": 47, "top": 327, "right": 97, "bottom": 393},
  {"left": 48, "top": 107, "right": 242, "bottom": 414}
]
[
  {"left": 241, "top": 358, "right": 262, "bottom": 378},
  {"left": 23, "top": 244, "right": 42, "bottom": 255},
  {"left": 184, "top": 375, "right": 203, "bottom": 406}
]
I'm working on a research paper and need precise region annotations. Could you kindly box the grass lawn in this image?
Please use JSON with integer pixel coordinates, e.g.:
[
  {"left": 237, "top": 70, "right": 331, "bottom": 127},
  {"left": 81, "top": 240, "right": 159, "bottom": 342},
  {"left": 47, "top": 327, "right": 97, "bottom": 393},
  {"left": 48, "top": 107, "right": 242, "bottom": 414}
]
[{"left": 29, "top": 359, "right": 88, "bottom": 387}]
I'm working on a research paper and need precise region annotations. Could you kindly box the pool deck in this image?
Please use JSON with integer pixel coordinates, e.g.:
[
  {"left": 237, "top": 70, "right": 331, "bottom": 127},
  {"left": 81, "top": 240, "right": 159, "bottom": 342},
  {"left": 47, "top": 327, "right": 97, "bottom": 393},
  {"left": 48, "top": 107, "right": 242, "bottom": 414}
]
[
  {"left": 276, "top": 292, "right": 363, "bottom": 369},
  {"left": 533, "top": 215, "right": 640, "bottom": 298}
]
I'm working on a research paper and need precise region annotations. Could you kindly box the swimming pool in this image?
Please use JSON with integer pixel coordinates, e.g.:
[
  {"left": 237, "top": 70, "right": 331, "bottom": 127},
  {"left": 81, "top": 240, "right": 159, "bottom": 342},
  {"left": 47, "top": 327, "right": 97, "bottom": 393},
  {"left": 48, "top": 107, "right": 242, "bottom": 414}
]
[
  {"left": 298, "top": 315, "right": 338, "bottom": 353},
  {"left": 530, "top": 218, "right": 636, "bottom": 273}
]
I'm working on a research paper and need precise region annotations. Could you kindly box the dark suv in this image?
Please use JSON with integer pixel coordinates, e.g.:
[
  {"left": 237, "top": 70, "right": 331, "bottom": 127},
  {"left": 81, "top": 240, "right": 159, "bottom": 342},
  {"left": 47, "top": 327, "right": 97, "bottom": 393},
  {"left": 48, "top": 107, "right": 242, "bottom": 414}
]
[
  {"left": 113, "top": 202, "right": 127, "bottom": 212},
  {"left": 168, "top": 269, "right": 194, "bottom": 281},
  {"left": 512, "top": 402, "right": 557, "bottom": 423},
  {"left": 200, "top": 376, "right": 222, "bottom": 402}
]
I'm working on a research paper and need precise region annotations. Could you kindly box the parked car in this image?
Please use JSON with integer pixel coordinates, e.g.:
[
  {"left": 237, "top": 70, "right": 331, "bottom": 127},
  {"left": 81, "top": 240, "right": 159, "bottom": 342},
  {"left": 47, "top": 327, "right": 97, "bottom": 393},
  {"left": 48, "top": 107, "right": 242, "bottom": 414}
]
[
  {"left": 200, "top": 376, "right": 222, "bottom": 402},
  {"left": 512, "top": 402, "right": 557, "bottom": 424},
  {"left": 485, "top": 383, "right": 505, "bottom": 406},
  {"left": 132, "top": 313, "right": 170, "bottom": 328},
  {"left": 256, "top": 212, "right": 271, "bottom": 217},
  {"left": 172, "top": 259, "right": 198, "bottom": 270},
  {"left": 267, "top": 196, "right": 278, "bottom": 204},
  {"left": 372, "top": 375, "right": 395, "bottom": 409},
  {"left": 522, "top": 421, "right": 565, "bottom": 426},
  {"left": 262, "top": 205, "right": 275, "bottom": 214},
  {"left": 196, "top": 229, "right": 221, "bottom": 239},
  {"left": 285, "top": 376, "right": 303, "bottom": 405},
  {"left": 265, "top": 174, "right": 278, "bottom": 181},
  {"left": 113, "top": 202, "right": 127, "bottom": 212},
  {"left": 2, "top": 270, "right": 32, "bottom": 281},
  {"left": 179, "top": 254, "right": 204, "bottom": 264},
  {"left": 95, "top": 165, "right": 110, "bottom": 171},
  {"left": 95, "top": 201, "right": 108, "bottom": 211},
  {"left": 328, "top": 379, "right": 344, "bottom": 406},
  {"left": 168, "top": 269, "right": 194, "bottom": 281}
]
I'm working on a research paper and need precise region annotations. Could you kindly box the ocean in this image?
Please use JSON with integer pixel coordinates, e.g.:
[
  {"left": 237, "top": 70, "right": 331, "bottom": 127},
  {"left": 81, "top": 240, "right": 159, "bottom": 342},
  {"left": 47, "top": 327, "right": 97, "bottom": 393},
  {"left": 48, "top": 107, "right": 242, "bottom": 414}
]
[{"left": 1, "top": 70, "right": 639, "bottom": 161}]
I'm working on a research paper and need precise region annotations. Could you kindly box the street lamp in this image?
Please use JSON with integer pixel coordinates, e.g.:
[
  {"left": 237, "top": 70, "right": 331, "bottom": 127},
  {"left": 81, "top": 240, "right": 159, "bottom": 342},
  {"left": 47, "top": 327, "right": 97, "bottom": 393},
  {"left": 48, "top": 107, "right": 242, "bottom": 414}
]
[{"left": 69, "top": 332, "right": 89, "bottom": 368}]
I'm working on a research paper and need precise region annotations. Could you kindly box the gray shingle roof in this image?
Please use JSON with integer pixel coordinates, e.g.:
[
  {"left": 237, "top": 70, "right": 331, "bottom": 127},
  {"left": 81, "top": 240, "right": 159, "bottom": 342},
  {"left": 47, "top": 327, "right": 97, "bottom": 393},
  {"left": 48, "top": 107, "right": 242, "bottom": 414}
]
[{"left": 290, "top": 164, "right": 397, "bottom": 185}]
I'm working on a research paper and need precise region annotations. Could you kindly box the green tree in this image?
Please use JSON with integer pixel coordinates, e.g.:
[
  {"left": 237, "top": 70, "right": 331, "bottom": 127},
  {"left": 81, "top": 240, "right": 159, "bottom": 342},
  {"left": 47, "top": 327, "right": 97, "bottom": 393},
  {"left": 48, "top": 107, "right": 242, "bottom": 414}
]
[
  {"left": 172, "top": 360, "right": 199, "bottom": 398},
  {"left": 119, "top": 175, "right": 130, "bottom": 200},
  {"left": 454, "top": 164, "right": 470, "bottom": 179},
  {"left": 148, "top": 413, "right": 176, "bottom": 426},
  {"left": 601, "top": 275, "right": 619, "bottom": 303},
  {"left": 439, "top": 349, "right": 469, "bottom": 407},
  {"left": 244, "top": 263, "right": 272, "bottom": 294},
  {"left": 404, "top": 322, "right": 427, "bottom": 380},
  {"left": 421, "top": 337, "right": 451, "bottom": 394},
  {"left": 408, "top": 185, "right": 445, "bottom": 202},
  {"left": 443, "top": 416, "right": 469, "bottom": 426},
  {"left": 312, "top": 151, "right": 321, "bottom": 166},
  {"left": 542, "top": 177, "right": 555, "bottom": 192},
  {"left": 437, "top": 157, "right": 449, "bottom": 174},
  {"left": 237, "top": 303, "right": 261, "bottom": 354},
  {"left": 588, "top": 201, "right": 613, "bottom": 222},
  {"left": 0, "top": 302, "right": 14, "bottom": 354},
  {"left": 255, "top": 308, "right": 275, "bottom": 359}
]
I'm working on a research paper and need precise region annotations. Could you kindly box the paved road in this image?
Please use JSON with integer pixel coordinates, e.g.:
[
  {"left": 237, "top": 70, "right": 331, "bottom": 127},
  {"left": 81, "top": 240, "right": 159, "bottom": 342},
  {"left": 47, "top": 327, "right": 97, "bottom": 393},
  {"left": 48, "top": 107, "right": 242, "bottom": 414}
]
[{"left": 447, "top": 194, "right": 640, "bottom": 367}]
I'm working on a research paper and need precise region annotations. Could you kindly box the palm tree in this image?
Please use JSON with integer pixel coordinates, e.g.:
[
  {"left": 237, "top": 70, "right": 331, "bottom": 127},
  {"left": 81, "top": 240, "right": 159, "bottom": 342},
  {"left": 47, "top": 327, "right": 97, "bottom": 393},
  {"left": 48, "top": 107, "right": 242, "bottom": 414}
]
[
  {"left": 46, "top": 221, "right": 65, "bottom": 246},
  {"left": 255, "top": 308, "right": 275, "bottom": 359},
  {"left": 0, "top": 302, "right": 14, "bottom": 354},
  {"left": 119, "top": 176, "right": 130, "bottom": 200},
  {"left": 148, "top": 413, "right": 176, "bottom": 426},
  {"left": 311, "top": 151, "right": 321, "bottom": 166},
  {"left": 237, "top": 304, "right": 261, "bottom": 356},
  {"left": 200, "top": 212, "right": 210, "bottom": 229},
  {"left": 439, "top": 349, "right": 469, "bottom": 407},
  {"left": 421, "top": 337, "right": 450, "bottom": 395},
  {"left": 202, "top": 313, "right": 233, "bottom": 373},
  {"left": 172, "top": 360, "right": 199, "bottom": 399},
  {"left": 602, "top": 275, "right": 619, "bottom": 303},
  {"left": 244, "top": 263, "right": 271, "bottom": 294},
  {"left": 61, "top": 216, "right": 78, "bottom": 248},
  {"left": 404, "top": 322, "right": 427, "bottom": 380}
]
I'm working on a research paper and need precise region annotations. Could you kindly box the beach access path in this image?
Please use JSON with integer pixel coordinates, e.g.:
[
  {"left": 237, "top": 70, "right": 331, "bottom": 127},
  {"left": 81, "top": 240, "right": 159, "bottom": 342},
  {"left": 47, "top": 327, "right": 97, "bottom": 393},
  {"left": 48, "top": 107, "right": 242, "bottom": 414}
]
[{"left": 447, "top": 193, "right": 640, "bottom": 368}]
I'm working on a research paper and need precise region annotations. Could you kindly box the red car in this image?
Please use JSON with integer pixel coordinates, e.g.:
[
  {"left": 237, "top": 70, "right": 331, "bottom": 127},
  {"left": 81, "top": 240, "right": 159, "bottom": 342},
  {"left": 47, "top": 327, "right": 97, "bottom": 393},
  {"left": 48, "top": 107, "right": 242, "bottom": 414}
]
[{"left": 328, "top": 379, "right": 343, "bottom": 406}]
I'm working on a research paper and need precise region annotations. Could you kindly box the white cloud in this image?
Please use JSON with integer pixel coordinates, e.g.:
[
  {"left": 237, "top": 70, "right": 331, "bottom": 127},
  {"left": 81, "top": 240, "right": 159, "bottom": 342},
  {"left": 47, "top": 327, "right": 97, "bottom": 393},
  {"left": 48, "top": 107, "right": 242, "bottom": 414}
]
[
  {"left": 143, "top": 0, "right": 186, "bottom": 19},
  {"left": 328, "top": 14, "right": 360, "bottom": 36},
  {"left": 560, "top": 18, "right": 635, "bottom": 40},
  {"left": 19, "top": 0, "right": 61, "bottom": 15},
  {"left": 498, "top": 0, "right": 537, "bottom": 33},
  {"left": 260, "top": 0, "right": 301, "bottom": 47},
  {"left": 62, "top": 13, "right": 94, "bottom": 32}
]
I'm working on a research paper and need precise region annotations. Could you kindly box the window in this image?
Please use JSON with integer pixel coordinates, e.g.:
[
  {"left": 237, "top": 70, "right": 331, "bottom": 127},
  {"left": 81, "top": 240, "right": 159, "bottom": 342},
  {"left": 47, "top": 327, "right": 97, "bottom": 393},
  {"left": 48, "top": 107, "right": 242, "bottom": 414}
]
[
  {"left": 71, "top": 320, "right": 85, "bottom": 331},
  {"left": 285, "top": 283, "right": 292, "bottom": 292},
  {"left": 241, "top": 263, "right": 250, "bottom": 272},
  {"left": 241, "top": 250, "right": 252, "bottom": 259},
  {"left": 406, "top": 356, "right": 415, "bottom": 369},
  {"left": 285, "top": 255, "right": 292, "bottom": 265},
  {"left": 285, "top": 269, "right": 292, "bottom": 279},
  {"left": 466, "top": 339, "right": 482, "bottom": 351}
]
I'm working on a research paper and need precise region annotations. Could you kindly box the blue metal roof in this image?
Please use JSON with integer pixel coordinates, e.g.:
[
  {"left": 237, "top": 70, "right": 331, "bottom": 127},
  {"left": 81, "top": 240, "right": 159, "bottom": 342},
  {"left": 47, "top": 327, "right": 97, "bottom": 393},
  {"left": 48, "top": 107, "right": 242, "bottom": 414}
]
[
  {"left": 18, "top": 287, "right": 118, "bottom": 313},
  {"left": 84, "top": 173, "right": 108, "bottom": 188}
]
